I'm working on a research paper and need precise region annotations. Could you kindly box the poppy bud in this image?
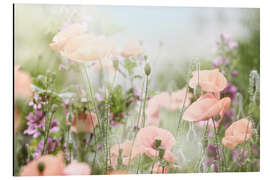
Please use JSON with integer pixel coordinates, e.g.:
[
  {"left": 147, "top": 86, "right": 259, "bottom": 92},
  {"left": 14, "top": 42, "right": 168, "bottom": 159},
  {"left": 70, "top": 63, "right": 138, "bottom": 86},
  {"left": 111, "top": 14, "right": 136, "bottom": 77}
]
[{"left": 144, "top": 63, "right": 151, "bottom": 76}]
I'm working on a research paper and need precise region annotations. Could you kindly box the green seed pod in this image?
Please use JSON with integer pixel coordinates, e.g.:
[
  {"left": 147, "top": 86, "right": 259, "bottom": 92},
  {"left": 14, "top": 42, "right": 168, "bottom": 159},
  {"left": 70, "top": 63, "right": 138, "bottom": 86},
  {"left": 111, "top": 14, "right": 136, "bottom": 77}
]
[
  {"left": 158, "top": 147, "right": 165, "bottom": 159},
  {"left": 154, "top": 138, "right": 162, "bottom": 149},
  {"left": 38, "top": 162, "right": 45, "bottom": 173}
]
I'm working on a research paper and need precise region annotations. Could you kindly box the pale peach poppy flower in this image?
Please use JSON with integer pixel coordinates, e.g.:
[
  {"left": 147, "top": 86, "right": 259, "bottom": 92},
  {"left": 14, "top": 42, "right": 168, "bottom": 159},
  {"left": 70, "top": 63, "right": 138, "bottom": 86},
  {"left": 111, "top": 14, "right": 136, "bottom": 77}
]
[
  {"left": 222, "top": 118, "right": 253, "bottom": 150},
  {"left": 64, "top": 160, "right": 91, "bottom": 175},
  {"left": 183, "top": 93, "right": 231, "bottom": 122},
  {"left": 134, "top": 126, "right": 176, "bottom": 162},
  {"left": 106, "top": 170, "right": 130, "bottom": 175},
  {"left": 50, "top": 23, "right": 86, "bottom": 51},
  {"left": 59, "top": 34, "right": 116, "bottom": 62},
  {"left": 110, "top": 141, "right": 139, "bottom": 167},
  {"left": 169, "top": 88, "right": 193, "bottom": 110},
  {"left": 14, "top": 66, "right": 32, "bottom": 98},
  {"left": 14, "top": 106, "right": 20, "bottom": 133},
  {"left": 92, "top": 56, "right": 115, "bottom": 72},
  {"left": 152, "top": 162, "right": 169, "bottom": 174},
  {"left": 71, "top": 112, "right": 98, "bottom": 133},
  {"left": 189, "top": 69, "right": 227, "bottom": 93},
  {"left": 20, "top": 153, "right": 65, "bottom": 176},
  {"left": 121, "top": 41, "right": 143, "bottom": 58},
  {"left": 144, "top": 92, "right": 171, "bottom": 126},
  {"left": 195, "top": 118, "right": 222, "bottom": 129}
]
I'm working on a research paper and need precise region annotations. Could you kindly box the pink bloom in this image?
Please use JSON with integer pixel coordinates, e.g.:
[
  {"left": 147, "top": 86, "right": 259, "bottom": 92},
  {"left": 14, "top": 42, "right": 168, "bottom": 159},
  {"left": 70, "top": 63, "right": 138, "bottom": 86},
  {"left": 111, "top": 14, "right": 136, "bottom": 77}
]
[
  {"left": 183, "top": 93, "right": 231, "bottom": 122},
  {"left": 64, "top": 160, "right": 91, "bottom": 175},
  {"left": 169, "top": 88, "right": 192, "bottom": 110},
  {"left": 152, "top": 162, "right": 181, "bottom": 174},
  {"left": 121, "top": 41, "right": 143, "bottom": 58},
  {"left": 189, "top": 69, "right": 227, "bottom": 93},
  {"left": 50, "top": 23, "right": 116, "bottom": 62},
  {"left": 195, "top": 118, "right": 222, "bottom": 129},
  {"left": 14, "top": 66, "right": 33, "bottom": 98},
  {"left": 50, "top": 23, "right": 86, "bottom": 51},
  {"left": 110, "top": 141, "right": 140, "bottom": 167},
  {"left": 14, "top": 105, "right": 20, "bottom": 133},
  {"left": 20, "top": 153, "right": 65, "bottom": 176},
  {"left": 222, "top": 118, "right": 253, "bottom": 150},
  {"left": 134, "top": 126, "right": 176, "bottom": 162},
  {"left": 152, "top": 162, "right": 169, "bottom": 174},
  {"left": 71, "top": 112, "right": 98, "bottom": 133}
]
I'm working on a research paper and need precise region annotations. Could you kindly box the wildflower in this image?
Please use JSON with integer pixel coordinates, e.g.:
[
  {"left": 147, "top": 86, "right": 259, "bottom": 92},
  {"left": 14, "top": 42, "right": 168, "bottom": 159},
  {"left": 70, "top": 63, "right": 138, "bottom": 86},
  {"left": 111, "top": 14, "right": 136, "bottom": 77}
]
[
  {"left": 49, "top": 23, "right": 86, "bottom": 51},
  {"left": 106, "top": 170, "right": 130, "bottom": 175},
  {"left": 222, "top": 118, "right": 253, "bottom": 150},
  {"left": 14, "top": 106, "right": 20, "bottom": 133},
  {"left": 189, "top": 69, "right": 227, "bottom": 93},
  {"left": 110, "top": 141, "right": 139, "bottom": 167},
  {"left": 64, "top": 160, "right": 91, "bottom": 175},
  {"left": 152, "top": 162, "right": 169, "bottom": 173},
  {"left": 33, "top": 137, "right": 59, "bottom": 159},
  {"left": 24, "top": 110, "right": 45, "bottom": 138},
  {"left": 50, "top": 23, "right": 115, "bottom": 62},
  {"left": 169, "top": 88, "right": 192, "bottom": 111},
  {"left": 183, "top": 93, "right": 231, "bottom": 122},
  {"left": 71, "top": 112, "right": 98, "bottom": 133},
  {"left": 232, "top": 149, "right": 248, "bottom": 166},
  {"left": 20, "top": 153, "right": 65, "bottom": 176},
  {"left": 222, "top": 83, "right": 238, "bottom": 102},
  {"left": 14, "top": 66, "right": 32, "bottom": 98},
  {"left": 121, "top": 41, "right": 143, "bottom": 58},
  {"left": 134, "top": 126, "right": 177, "bottom": 162}
]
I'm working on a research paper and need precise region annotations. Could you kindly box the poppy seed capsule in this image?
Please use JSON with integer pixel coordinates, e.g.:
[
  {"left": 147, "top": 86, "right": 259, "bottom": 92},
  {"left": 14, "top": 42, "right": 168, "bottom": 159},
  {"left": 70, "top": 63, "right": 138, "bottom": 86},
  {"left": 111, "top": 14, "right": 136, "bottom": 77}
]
[
  {"left": 38, "top": 162, "right": 45, "bottom": 173},
  {"left": 154, "top": 138, "right": 162, "bottom": 149}
]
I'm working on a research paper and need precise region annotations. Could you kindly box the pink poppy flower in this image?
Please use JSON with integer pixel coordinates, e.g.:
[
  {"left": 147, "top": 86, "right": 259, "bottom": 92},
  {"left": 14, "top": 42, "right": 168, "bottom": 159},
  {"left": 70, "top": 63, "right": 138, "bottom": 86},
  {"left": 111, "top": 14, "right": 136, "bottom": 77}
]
[
  {"left": 14, "top": 106, "right": 20, "bottom": 133},
  {"left": 64, "top": 160, "right": 91, "bottom": 175},
  {"left": 59, "top": 34, "right": 116, "bottom": 62},
  {"left": 71, "top": 112, "right": 98, "bottom": 133},
  {"left": 14, "top": 66, "right": 32, "bottom": 98},
  {"left": 222, "top": 118, "right": 253, "bottom": 150},
  {"left": 20, "top": 153, "right": 65, "bottom": 176},
  {"left": 183, "top": 93, "right": 231, "bottom": 122},
  {"left": 50, "top": 23, "right": 86, "bottom": 51},
  {"left": 134, "top": 126, "right": 176, "bottom": 162},
  {"left": 110, "top": 141, "right": 140, "bottom": 167},
  {"left": 152, "top": 162, "right": 181, "bottom": 174},
  {"left": 121, "top": 41, "right": 143, "bottom": 58},
  {"left": 195, "top": 118, "right": 222, "bottom": 129},
  {"left": 106, "top": 170, "right": 130, "bottom": 175},
  {"left": 169, "top": 88, "right": 193, "bottom": 110},
  {"left": 152, "top": 162, "right": 169, "bottom": 174},
  {"left": 189, "top": 69, "right": 227, "bottom": 93}
]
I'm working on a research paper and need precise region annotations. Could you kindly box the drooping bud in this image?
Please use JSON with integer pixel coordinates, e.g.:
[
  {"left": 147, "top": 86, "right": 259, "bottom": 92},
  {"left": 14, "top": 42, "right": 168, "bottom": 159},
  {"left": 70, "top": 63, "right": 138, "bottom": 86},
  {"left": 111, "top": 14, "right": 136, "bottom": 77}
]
[{"left": 144, "top": 63, "right": 151, "bottom": 76}]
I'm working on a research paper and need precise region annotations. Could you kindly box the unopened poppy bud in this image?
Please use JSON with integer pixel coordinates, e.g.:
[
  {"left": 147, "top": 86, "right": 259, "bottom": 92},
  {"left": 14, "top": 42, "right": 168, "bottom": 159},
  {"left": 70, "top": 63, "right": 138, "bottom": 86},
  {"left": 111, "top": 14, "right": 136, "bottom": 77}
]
[
  {"left": 158, "top": 147, "right": 165, "bottom": 159},
  {"left": 144, "top": 63, "right": 151, "bottom": 76},
  {"left": 38, "top": 162, "right": 45, "bottom": 173},
  {"left": 154, "top": 138, "right": 162, "bottom": 149},
  {"left": 51, "top": 104, "right": 58, "bottom": 113}
]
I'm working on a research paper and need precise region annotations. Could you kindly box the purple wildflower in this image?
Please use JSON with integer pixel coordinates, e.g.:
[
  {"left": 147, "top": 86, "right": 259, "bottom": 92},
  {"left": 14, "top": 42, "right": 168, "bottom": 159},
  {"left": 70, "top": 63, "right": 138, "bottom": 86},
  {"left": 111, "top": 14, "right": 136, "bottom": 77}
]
[
  {"left": 33, "top": 137, "right": 59, "bottom": 159},
  {"left": 24, "top": 110, "right": 45, "bottom": 138},
  {"left": 232, "top": 149, "right": 248, "bottom": 167}
]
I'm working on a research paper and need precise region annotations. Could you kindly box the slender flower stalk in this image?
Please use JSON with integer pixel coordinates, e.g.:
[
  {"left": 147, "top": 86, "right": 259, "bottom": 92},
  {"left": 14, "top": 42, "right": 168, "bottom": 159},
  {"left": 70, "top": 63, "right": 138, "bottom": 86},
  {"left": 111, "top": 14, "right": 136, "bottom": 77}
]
[{"left": 212, "top": 118, "right": 221, "bottom": 171}]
